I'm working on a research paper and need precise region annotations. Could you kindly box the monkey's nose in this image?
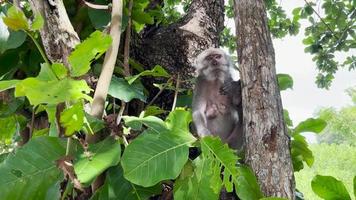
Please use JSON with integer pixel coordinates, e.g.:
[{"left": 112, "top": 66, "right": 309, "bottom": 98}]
[{"left": 212, "top": 60, "right": 218, "bottom": 65}]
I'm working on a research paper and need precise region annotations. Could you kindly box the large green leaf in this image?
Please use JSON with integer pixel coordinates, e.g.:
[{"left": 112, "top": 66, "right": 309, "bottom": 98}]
[
  {"left": 68, "top": 31, "right": 112, "bottom": 77},
  {"left": 121, "top": 130, "right": 196, "bottom": 187},
  {"left": 0, "top": 80, "right": 20, "bottom": 92},
  {"left": 60, "top": 102, "right": 85, "bottom": 136},
  {"left": 200, "top": 137, "right": 238, "bottom": 192},
  {"left": 277, "top": 73, "right": 293, "bottom": 91},
  {"left": 0, "top": 136, "right": 66, "bottom": 200},
  {"left": 174, "top": 157, "right": 220, "bottom": 200},
  {"left": 108, "top": 76, "right": 147, "bottom": 102},
  {"left": 2, "top": 6, "right": 29, "bottom": 31},
  {"left": 91, "top": 166, "right": 161, "bottom": 200},
  {"left": 15, "top": 77, "right": 91, "bottom": 106},
  {"left": 200, "top": 137, "right": 263, "bottom": 200},
  {"left": 74, "top": 137, "right": 121, "bottom": 186},
  {"left": 293, "top": 118, "right": 327, "bottom": 135},
  {"left": 311, "top": 175, "right": 351, "bottom": 200},
  {"left": 165, "top": 108, "right": 192, "bottom": 133},
  {"left": 126, "top": 65, "right": 170, "bottom": 85}
]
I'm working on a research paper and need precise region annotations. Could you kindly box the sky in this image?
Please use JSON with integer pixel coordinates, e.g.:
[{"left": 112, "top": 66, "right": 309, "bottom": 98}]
[{"left": 226, "top": 1, "right": 356, "bottom": 126}]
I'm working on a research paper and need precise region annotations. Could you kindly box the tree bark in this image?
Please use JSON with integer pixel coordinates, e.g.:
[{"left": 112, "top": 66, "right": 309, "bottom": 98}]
[
  {"left": 28, "top": 0, "right": 80, "bottom": 66},
  {"left": 132, "top": 0, "right": 225, "bottom": 108},
  {"left": 233, "top": 0, "right": 295, "bottom": 199}
]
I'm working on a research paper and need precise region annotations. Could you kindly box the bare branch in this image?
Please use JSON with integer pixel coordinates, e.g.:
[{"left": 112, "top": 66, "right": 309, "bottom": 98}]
[{"left": 82, "top": 0, "right": 109, "bottom": 10}]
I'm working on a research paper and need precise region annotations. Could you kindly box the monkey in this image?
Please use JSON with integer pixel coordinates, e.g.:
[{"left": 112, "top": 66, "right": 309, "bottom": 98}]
[{"left": 192, "top": 48, "right": 243, "bottom": 150}]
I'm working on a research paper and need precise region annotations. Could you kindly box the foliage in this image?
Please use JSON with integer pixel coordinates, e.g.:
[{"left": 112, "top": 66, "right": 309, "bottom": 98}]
[
  {"left": 0, "top": 0, "right": 353, "bottom": 199},
  {"left": 295, "top": 143, "right": 356, "bottom": 200},
  {"left": 316, "top": 88, "right": 356, "bottom": 145},
  {"left": 311, "top": 175, "right": 352, "bottom": 200},
  {"left": 0, "top": 137, "right": 66, "bottom": 200}
]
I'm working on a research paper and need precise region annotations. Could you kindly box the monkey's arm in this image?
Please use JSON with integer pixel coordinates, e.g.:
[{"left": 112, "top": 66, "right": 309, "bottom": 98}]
[
  {"left": 220, "top": 80, "right": 242, "bottom": 107},
  {"left": 192, "top": 81, "right": 211, "bottom": 137}
]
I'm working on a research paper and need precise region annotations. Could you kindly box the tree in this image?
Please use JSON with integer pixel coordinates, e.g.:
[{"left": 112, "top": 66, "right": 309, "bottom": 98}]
[
  {"left": 233, "top": 0, "right": 295, "bottom": 198},
  {"left": 0, "top": 0, "right": 354, "bottom": 199}
]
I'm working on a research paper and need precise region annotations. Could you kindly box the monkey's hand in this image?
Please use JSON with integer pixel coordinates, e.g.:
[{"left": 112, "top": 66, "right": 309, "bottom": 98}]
[
  {"left": 220, "top": 80, "right": 238, "bottom": 95},
  {"left": 196, "top": 127, "right": 212, "bottom": 137}
]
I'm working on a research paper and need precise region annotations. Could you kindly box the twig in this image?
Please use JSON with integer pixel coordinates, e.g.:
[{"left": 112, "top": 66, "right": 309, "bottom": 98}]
[
  {"left": 123, "top": 0, "right": 133, "bottom": 77},
  {"left": 171, "top": 74, "right": 180, "bottom": 111},
  {"left": 82, "top": 0, "right": 109, "bottom": 10},
  {"left": 29, "top": 106, "right": 36, "bottom": 138},
  {"left": 145, "top": 77, "right": 173, "bottom": 108},
  {"left": 116, "top": 101, "right": 126, "bottom": 126},
  {"left": 303, "top": 0, "right": 339, "bottom": 40}
]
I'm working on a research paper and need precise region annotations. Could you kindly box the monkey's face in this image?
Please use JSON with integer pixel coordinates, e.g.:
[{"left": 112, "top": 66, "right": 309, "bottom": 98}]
[{"left": 194, "top": 48, "right": 230, "bottom": 81}]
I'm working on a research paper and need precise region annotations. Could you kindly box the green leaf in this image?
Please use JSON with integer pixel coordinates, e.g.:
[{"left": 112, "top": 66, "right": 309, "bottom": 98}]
[
  {"left": 293, "top": 118, "right": 327, "bottom": 134},
  {"left": 126, "top": 65, "right": 170, "bottom": 85},
  {"left": 2, "top": 6, "right": 29, "bottom": 31},
  {"left": 165, "top": 108, "right": 192, "bottom": 133},
  {"left": 68, "top": 31, "right": 112, "bottom": 77},
  {"left": 37, "top": 63, "right": 57, "bottom": 81},
  {"left": 144, "top": 106, "right": 166, "bottom": 117},
  {"left": 60, "top": 102, "right": 85, "bottom": 136},
  {"left": 0, "top": 116, "right": 17, "bottom": 144},
  {"left": 277, "top": 73, "right": 293, "bottom": 91},
  {"left": 31, "top": 13, "right": 44, "bottom": 31},
  {"left": 132, "top": 9, "right": 154, "bottom": 25},
  {"left": 0, "top": 97, "right": 24, "bottom": 118},
  {"left": 82, "top": 113, "right": 105, "bottom": 134},
  {"left": 291, "top": 134, "right": 314, "bottom": 171},
  {"left": 283, "top": 109, "right": 293, "bottom": 127},
  {"left": 0, "top": 80, "right": 20, "bottom": 92},
  {"left": 108, "top": 76, "right": 147, "bottom": 102},
  {"left": 174, "top": 157, "right": 221, "bottom": 200},
  {"left": 200, "top": 136, "right": 263, "bottom": 200},
  {"left": 200, "top": 136, "right": 238, "bottom": 192},
  {"left": 235, "top": 165, "right": 264, "bottom": 200},
  {"left": 311, "top": 175, "right": 351, "bottom": 200},
  {"left": 260, "top": 198, "right": 288, "bottom": 200},
  {"left": 123, "top": 115, "right": 167, "bottom": 133},
  {"left": 0, "top": 17, "right": 26, "bottom": 53},
  {"left": 15, "top": 78, "right": 91, "bottom": 106},
  {"left": 74, "top": 137, "right": 121, "bottom": 186},
  {"left": 91, "top": 165, "right": 161, "bottom": 200},
  {"left": 121, "top": 129, "right": 196, "bottom": 187},
  {"left": 0, "top": 50, "right": 19, "bottom": 75},
  {"left": 52, "top": 63, "right": 68, "bottom": 79},
  {"left": 0, "top": 136, "right": 66, "bottom": 200},
  {"left": 87, "top": 1, "right": 111, "bottom": 30}
]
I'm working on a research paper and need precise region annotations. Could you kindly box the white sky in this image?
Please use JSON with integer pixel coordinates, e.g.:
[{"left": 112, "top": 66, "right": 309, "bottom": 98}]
[{"left": 226, "top": 1, "right": 356, "bottom": 126}]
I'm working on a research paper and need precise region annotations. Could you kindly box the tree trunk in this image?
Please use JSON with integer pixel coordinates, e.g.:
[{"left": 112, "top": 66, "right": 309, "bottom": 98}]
[
  {"left": 132, "top": 0, "right": 224, "bottom": 108},
  {"left": 233, "top": 0, "right": 295, "bottom": 199},
  {"left": 28, "top": 0, "right": 80, "bottom": 66}
]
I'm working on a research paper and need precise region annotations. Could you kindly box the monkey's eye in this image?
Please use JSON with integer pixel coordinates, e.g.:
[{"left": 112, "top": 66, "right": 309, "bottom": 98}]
[{"left": 214, "top": 54, "right": 222, "bottom": 59}]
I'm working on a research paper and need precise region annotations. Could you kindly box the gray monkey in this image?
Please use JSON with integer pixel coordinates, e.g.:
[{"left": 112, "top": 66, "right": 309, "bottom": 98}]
[{"left": 192, "top": 48, "right": 243, "bottom": 150}]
